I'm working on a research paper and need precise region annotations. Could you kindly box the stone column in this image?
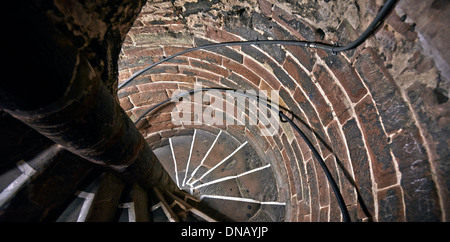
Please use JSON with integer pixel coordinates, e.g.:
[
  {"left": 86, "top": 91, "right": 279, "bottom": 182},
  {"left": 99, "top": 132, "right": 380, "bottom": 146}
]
[{"left": 0, "top": 0, "right": 176, "bottom": 192}]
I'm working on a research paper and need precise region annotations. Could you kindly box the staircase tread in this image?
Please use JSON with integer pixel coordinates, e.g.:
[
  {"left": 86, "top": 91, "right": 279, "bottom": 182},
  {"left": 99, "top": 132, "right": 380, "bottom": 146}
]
[{"left": 150, "top": 128, "right": 286, "bottom": 222}]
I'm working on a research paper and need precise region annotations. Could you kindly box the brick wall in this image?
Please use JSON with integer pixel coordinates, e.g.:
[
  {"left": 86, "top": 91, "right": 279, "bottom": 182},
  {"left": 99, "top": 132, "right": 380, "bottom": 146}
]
[{"left": 117, "top": 0, "right": 449, "bottom": 222}]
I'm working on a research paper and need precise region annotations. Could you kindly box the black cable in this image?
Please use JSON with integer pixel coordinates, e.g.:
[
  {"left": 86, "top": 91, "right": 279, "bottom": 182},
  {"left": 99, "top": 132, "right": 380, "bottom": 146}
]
[
  {"left": 279, "top": 111, "right": 351, "bottom": 222},
  {"left": 118, "top": 40, "right": 315, "bottom": 89},
  {"left": 118, "top": 0, "right": 397, "bottom": 90},
  {"left": 123, "top": 0, "right": 399, "bottom": 221},
  {"left": 133, "top": 87, "right": 234, "bottom": 125},
  {"left": 135, "top": 87, "right": 351, "bottom": 221},
  {"left": 332, "top": 0, "right": 398, "bottom": 52}
]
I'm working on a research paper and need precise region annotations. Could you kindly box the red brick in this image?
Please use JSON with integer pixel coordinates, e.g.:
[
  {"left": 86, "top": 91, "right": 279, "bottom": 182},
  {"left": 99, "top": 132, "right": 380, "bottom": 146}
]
[
  {"left": 122, "top": 46, "right": 164, "bottom": 58},
  {"left": 223, "top": 58, "right": 261, "bottom": 86},
  {"left": 303, "top": 214, "right": 311, "bottom": 222},
  {"left": 205, "top": 26, "right": 241, "bottom": 43},
  {"left": 291, "top": 139, "right": 308, "bottom": 201},
  {"left": 314, "top": 155, "right": 331, "bottom": 207},
  {"left": 284, "top": 45, "right": 315, "bottom": 71},
  {"left": 335, "top": 19, "right": 361, "bottom": 59},
  {"left": 189, "top": 59, "right": 228, "bottom": 77},
  {"left": 305, "top": 160, "right": 320, "bottom": 221},
  {"left": 319, "top": 206, "right": 329, "bottom": 221},
  {"left": 129, "top": 90, "right": 168, "bottom": 107},
  {"left": 297, "top": 200, "right": 311, "bottom": 221},
  {"left": 131, "top": 103, "right": 174, "bottom": 122},
  {"left": 140, "top": 18, "right": 185, "bottom": 26},
  {"left": 283, "top": 57, "right": 333, "bottom": 126},
  {"left": 138, "top": 65, "right": 178, "bottom": 75},
  {"left": 179, "top": 66, "right": 221, "bottom": 82},
  {"left": 377, "top": 186, "right": 406, "bottom": 222},
  {"left": 140, "top": 22, "right": 185, "bottom": 33},
  {"left": 281, "top": 149, "right": 296, "bottom": 197},
  {"left": 258, "top": 79, "right": 272, "bottom": 94},
  {"left": 323, "top": 54, "right": 368, "bottom": 103},
  {"left": 187, "top": 50, "right": 223, "bottom": 65},
  {"left": 258, "top": 0, "right": 273, "bottom": 16},
  {"left": 313, "top": 64, "right": 352, "bottom": 124},
  {"left": 118, "top": 70, "right": 131, "bottom": 82},
  {"left": 243, "top": 56, "right": 280, "bottom": 90},
  {"left": 144, "top": 121, "right": 178, "bottom": 134},
  {"left": 272, "top": 6, "right": 315, "bottom": 41},
  {"left": 163, "top": 46, "right": 189, "bottom": 56},
  {"left": 290, "top": 197, "right": 299, "bottom": 222},
  {"left": 147, "top": 112, "right": 172, "bottom": 124},
  {"left": 386, "top": 13, "right": 417, "bottom": 41},
  {"left": 326, "top": 120, "right": 358, "bottom": 205},
  {"left": 128, "top": 25, "right": 166, "bottom": 35},
  {"left": 118, "top": 85, "right": 138, "bottom": 99},
  {"left": 285, "top": 61, "right": 333, "bottom": 126},
  {"left": 145, "top": 132, "right": 161, "bottom": 145},
  {"left": 283, "top": 56, "right": 309, "bottom": 87},
  {"left": 164, "top": 45, "right": 223, "bottom": 65},
  {"left": 390, "top": 127, "right": 441, "bottom": 221},
  {"left": 150, "top": 74, "right": 196, "bottom": 84},
  {"left": 329, "top": 182, "right": 341, "bottom": 222},
  {"left": 355, "top": 95, "right": 397, "bottom": 188},
  {"left": 342, "top": 118, "right": 375, "bottom": 218},
  {"left": 136, "top": 81, "right": 179, "bottom": 92},
  {"left": 355, "top": 48, "right": 413, "bottom": 134},
  {"left": 119, "top": 97, "right": 133, "bottom": 111},
  {"left": 281, "top": 134, "right": 303, "bottom": 198},
  {"left": 292, "top": 87, "right": 333, "bottom": 158},
  {"left": 293, "top": 131, "right": 313, "bottom": 162}
]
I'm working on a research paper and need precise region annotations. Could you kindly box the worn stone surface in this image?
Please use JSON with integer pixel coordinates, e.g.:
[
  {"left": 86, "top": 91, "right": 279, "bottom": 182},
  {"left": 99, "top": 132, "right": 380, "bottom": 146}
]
[
  {"left": 355, "top": 95, "right": 397, "bottom": 189},
  {"left": 342, "top": 118, "right": 375, "bottom": 221}
]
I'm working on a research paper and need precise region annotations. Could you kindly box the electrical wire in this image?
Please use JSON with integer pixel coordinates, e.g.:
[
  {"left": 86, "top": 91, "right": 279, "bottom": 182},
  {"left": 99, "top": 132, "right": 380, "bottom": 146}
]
[{"left": 118, "top": 0, "right": 397, "bottom": 90}]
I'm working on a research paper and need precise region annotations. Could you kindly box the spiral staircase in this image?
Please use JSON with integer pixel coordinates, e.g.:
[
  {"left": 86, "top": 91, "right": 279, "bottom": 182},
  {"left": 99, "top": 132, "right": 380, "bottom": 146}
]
[
  {"left": 2, "top": 0, "right": 447, "bottom": 224},
  {"left": 0, "top": 112, "right": 286, "bottom": 222}
]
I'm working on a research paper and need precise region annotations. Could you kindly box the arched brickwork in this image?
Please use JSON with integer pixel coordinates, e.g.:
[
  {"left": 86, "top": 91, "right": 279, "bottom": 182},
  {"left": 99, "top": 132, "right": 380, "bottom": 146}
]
[{"left": 117, "top": 0, "right": 449, "bottom": 222}]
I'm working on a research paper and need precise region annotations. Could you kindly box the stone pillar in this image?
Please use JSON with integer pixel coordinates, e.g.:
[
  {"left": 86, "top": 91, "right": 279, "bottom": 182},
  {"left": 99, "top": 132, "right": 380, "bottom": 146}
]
[{"left": 0, "top": 0, "right": 176, "bottom": 192}]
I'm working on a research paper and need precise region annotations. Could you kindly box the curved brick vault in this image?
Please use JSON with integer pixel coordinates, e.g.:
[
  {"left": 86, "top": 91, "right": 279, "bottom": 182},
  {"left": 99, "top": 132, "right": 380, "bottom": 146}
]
[
  {"left": 117, "top": 0, "right": 450, "bottom": 222},
  {"left": 0, "top": 0, "right": 448, "bottom": 222}
]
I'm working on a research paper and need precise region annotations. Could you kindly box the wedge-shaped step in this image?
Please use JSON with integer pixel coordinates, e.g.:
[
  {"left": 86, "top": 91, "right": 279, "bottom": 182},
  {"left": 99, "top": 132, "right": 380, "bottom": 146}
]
[
  {"left": 169, "top": 135, "right": 195, "bottom": 188},
  {"left": 0, "top": 149, "right": 93, "bottom": 222},
  {"left": 186, "top": 130, "right": 243, "bottom": 186},
  {"left": 56, "top": 175, "right": 103, "bottom": 222},
  {"left": 117, "top": 183, "right": 149, "bottom": 222},
  {"left": 0, "top": 144, "right": 61, "bottom": 208},
  {"left": 153, "top": 145, "right": 178, "bottom": 189},
  {"left": 152, "top": 128, "right": 287, "bottom": 222},
  {"left": 182, "top": 129, "right": 217, "bottom": 186}
]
